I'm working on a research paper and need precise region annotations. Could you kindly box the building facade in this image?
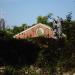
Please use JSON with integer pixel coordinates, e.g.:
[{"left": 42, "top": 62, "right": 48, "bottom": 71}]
[{"left": 13, "top": 23, "right": 55, "bottom": 39}]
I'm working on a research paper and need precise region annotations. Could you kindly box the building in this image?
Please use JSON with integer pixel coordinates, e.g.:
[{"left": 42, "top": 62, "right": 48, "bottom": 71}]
[
  {"left": 0, "top": 18, "right": 5, "bottom": 30},
  {"left": 13, "top": 23, "right": 55, "bottom": 39}
]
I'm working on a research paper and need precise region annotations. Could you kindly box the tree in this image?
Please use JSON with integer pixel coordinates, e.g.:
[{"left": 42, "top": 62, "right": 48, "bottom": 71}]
[
  {"left": 66, "top": 12, "right": 72, "bottom": 22},
  {"left": 47, "top": 13, "right": 53, "bottom": 19},
  {"left": 37, "top": 16, "right": 48, "bottom": 24},
  {"left": 63, "top": 12, "right": 72, "bottom": 39},
  {"left": 21, "top": 24, "right": 28, "bottom": 30},
  {"left": 12, "top": 24, "right": 28, "bottom": 34}
]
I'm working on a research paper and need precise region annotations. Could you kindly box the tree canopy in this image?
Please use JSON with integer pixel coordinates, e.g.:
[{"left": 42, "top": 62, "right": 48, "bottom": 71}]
[{"left": 0, "top": 12, "right": 75, "bottom": 75}]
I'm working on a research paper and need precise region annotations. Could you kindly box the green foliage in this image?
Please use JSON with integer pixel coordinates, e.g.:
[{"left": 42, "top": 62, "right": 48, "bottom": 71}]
[
  {"left": 12, "top": 26, "right": 22, "bottom": 35},
  {"left": 37, "top": 15, "right": 53, "bottom": 27},
  {"left": 47, "top": 13, "right": 53, "bottom": 19},
  {"left": 4, "top": 66, "right": 16, "bottom": 75},
  {"left": 37, "top": 16, "right": 48, "bottom": 24},
  {"left": 0, "top": 30, "right": 13, "bottom": 39},
  {"left": 62, "top": 20, "right": 75, "bottom": 40},
  {"left": 0, "top": 12, "right": 75, "bottom": 74},
  {"left": 12, "top": 23, "right": 28, "bottom": 35},
  {"left": 66, "top": 12, "right": 72, "bottom": 22}
]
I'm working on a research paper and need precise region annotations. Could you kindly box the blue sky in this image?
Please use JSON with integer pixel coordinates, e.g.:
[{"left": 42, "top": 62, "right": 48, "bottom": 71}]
[{"left": 0, "top": 0, "right": 75, "bottom": 26}]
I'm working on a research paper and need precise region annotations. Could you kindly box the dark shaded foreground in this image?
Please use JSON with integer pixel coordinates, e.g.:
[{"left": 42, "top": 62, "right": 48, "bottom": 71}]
[{"left": 0, "top": 37, "right": 64, "bottom": 66}]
